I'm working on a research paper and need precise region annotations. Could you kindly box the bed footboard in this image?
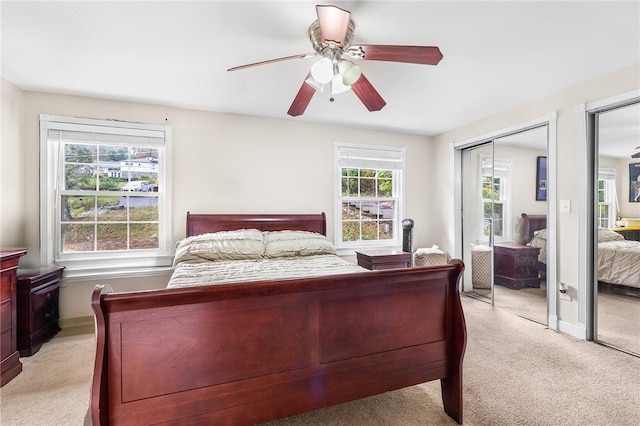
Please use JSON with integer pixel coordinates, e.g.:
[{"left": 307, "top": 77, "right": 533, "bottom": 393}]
[{"left": 90, "top": 260, "right": 466, "bottom": 425}]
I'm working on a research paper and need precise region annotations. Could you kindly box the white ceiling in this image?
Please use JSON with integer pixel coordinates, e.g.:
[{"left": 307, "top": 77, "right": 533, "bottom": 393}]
[{"left": 2, "top": 1, "right": 639, "bottom": 153}]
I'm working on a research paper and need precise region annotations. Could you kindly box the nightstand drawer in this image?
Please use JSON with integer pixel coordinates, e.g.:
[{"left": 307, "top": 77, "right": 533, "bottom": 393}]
[
  {"left": 33, "top": 283, "right": 59, "bottom": 312},
  {"left": 32, "top": 284, "right": 59, "bottom": 332}
]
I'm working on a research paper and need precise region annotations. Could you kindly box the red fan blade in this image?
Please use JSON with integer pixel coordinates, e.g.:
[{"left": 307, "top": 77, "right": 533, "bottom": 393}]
[
  {"left": 227, "top": 53, "right": 316, "bottom": 72},
  {"left": 316, "top": 5, "right": 351, "bottom": 46},
  {"left": 351, "top": 74, "right": 386, "bottom": 112},
  {"left": 347, "top": 45, "right": 443, "bottom": 66},
  {"left": 287, "top": 76, "right": 316, "bottom": 117}
]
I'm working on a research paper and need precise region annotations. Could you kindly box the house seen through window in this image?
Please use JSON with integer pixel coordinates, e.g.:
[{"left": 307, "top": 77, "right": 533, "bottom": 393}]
[{"left": 40, "top": 115, "right": 172, "bottom": 274}]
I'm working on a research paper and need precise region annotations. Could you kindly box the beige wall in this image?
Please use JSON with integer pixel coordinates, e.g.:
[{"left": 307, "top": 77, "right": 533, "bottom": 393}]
[
  {"left": 432, "top": 63, "right": 640, "bottom": 329},
  {"left": 4, "top": 83, "right": 434, "bottom": 320},
  {"left": 0, "top": 79, "right": 25, "bottom": 247}
]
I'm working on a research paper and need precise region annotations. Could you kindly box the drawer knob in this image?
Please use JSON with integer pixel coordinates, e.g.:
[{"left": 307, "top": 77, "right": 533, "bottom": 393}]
[
  {"left": 46, "top": 293, "right": 52, "bottom": 300},
  {"left": 45, "top": 313, "right": 51, "bottom": 319}
]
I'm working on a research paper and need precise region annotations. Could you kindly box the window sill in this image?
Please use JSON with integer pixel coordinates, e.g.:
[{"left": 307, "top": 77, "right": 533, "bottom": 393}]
[{"left": 60, "top": 265, "right": 174, "bottom": 281}]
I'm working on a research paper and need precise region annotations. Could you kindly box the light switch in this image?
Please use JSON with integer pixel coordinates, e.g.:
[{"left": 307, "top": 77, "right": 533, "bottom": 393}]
[{"left": 560, "top": 199, "right": 571, "bottom": 213}]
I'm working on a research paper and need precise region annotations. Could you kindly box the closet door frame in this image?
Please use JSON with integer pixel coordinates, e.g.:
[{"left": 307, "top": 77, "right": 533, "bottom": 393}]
[
  {"left": 452, "top": 112, "right": 558, "bottom": 329},
  {"left": 577, "top": 89, "right": 640, "bottom": 342}
]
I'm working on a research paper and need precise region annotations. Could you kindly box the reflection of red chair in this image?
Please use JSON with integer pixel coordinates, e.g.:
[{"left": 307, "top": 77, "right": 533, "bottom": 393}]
[{"left": 471, "top": 245, "right": 492, "bottom": 290}]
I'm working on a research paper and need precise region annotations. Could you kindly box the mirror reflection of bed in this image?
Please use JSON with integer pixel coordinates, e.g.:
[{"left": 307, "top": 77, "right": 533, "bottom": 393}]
[{"left": 523, "top": 213, "right": 640, "bottom": 354}]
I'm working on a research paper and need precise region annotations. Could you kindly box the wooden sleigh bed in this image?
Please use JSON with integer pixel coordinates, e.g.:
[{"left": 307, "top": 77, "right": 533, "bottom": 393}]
[{"left": 90, "top": 213, "right": 466, "bottom": 425}]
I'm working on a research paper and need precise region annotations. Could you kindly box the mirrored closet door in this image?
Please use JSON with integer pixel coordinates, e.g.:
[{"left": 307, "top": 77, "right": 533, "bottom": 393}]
[
  {"left": 460, "top": 126, "right": 549, "bottom": 326},
  {"left": 491, "top": 129, "right": 548, "bottom": 325},
  {"left": 595, "top": 102, "right": 640, "bottom": 356},
  {"left": 461, "top": 142, "right": 496, "bottom": 304}
]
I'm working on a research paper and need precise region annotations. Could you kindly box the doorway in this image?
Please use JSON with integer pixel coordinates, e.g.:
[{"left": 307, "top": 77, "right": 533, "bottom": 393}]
[{"left": 454, "top": 114, "right": 558, "bottom": 328}]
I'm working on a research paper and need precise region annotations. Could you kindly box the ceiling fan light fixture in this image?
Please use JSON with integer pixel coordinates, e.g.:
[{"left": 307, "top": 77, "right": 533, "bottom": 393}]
[
  {"left": 311, "top": 57, "right": 333, "bottom": 84},
  {"left": 338, "top": 59, "right": 361, "bottom": 86},
  {"left": 330, "top": 74, "right": 350, "bottom": 95},
  {"left": 229, "top": 4, "right": 442, "bottom": 117}
]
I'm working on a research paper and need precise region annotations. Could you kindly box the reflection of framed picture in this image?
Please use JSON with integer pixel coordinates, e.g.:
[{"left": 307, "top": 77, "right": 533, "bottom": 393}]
[
  {"left": 536, "top": 156, "right": 547, "bottom": 201},
  {"left": 630, "top": 163, "right": 640, "bottom": 202}
]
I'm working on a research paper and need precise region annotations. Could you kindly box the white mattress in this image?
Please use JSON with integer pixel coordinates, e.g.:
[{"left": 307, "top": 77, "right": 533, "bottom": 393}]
[{"left": 167, "top": 254, "right": 368, "bottom": 289}]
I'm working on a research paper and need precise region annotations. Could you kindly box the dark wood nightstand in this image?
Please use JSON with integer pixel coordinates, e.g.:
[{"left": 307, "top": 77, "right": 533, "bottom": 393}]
[
  {"left": 493, "top": 243, "right": 541, "bottom": 289},
  {"left": 355, "top": 249, "right": 410, "bottom": 270},
  {"left": 17, "top": 266, "right": 64, "bottom": 356}
]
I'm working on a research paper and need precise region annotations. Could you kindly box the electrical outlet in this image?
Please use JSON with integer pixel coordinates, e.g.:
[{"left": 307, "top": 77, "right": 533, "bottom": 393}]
[{"left": 559, "top": 282, "right": 571, "bottom": 301}]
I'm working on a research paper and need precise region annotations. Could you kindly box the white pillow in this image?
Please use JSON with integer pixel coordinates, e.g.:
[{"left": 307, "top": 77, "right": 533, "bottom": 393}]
[
  {"left": 598, "top": 229, "right": 625, "bottom": 242},
  {"left": 533, "top": 229, "right": 547, "bottom": 240},
  {"left": 173, "top": 229, "right": 265, "bottom": 266},
  {"left": 264, "top": 230, "right": 336, "bottom": 258}
]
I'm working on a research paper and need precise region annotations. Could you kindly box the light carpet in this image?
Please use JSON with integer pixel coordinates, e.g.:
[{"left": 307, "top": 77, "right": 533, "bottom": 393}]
[
  {"left": 475, "top": 282, "right": 639, "bottom": 355},
  {"left": 1, "top": 297, "right": 639, "bottom": 425}
]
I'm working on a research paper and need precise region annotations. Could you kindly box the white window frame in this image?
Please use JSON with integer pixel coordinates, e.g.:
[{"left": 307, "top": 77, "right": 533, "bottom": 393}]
[
  {"left": 40, "top": 114, "right": 173, "bottom": 277},
  {"left": 334, "top": 142, "right": 405, "bottom": 254},
  {"left": 597, "top": 167, "right": 617, "bottom": 229},
  {"left": 477, "top": 155, "right": 512, "bottom": 243}
]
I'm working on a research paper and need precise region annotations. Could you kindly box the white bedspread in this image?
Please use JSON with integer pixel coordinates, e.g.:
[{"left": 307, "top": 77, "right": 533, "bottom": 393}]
[{"left": 167, "top": 254, "right": 368, "bottom": 289}]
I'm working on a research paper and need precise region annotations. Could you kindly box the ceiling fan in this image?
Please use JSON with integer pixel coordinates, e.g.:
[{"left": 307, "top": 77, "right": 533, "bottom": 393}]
[{"left": 227, "top": 4, "right": 443, "bottom": 117}]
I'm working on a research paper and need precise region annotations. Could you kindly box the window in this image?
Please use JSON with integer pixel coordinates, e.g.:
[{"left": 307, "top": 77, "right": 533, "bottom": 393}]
[
  {"left": 478, "top": 156, "right": 512, "bottom": 243},
  {"left": 597, "top": 167, "right": 617, "bottom": 229},
  {"left": 40, "top": 114, "right": 172, "bottom": 275},
  {"left": 334, "top": 143, "right": 405, "bottom": 251}
]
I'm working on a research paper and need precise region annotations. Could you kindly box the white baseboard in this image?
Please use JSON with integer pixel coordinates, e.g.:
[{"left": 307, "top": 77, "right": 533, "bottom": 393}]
[{"left": 558, "top": 319, "right": 587, "bottom": 339}]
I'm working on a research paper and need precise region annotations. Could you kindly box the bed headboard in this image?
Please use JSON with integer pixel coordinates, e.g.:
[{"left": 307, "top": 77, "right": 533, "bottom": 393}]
[
  {"left": 186, "top": 212, "right": 327, "bottom": 237},
  {"left": 521, "top": 213, "right": 547, "bottom": 244}
]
